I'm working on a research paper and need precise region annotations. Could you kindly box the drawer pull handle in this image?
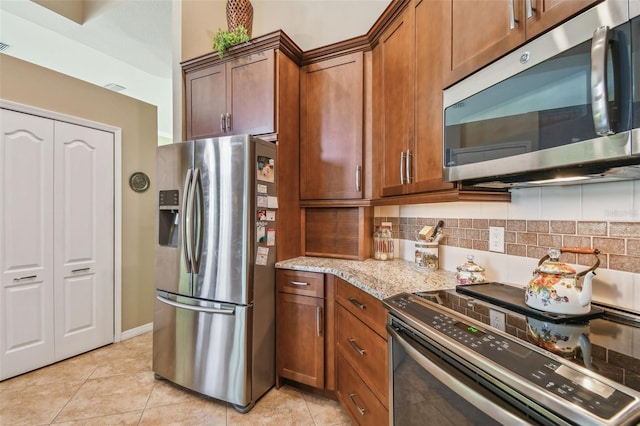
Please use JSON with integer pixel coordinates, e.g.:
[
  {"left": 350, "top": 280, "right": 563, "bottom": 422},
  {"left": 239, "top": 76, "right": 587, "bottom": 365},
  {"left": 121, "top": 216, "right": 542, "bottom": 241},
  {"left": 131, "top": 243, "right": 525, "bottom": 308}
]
[
  {"left": 13, "top": 275, "right": 37, "bottom": 281},
  {"left": 71, "top": 267, "right": 90, "bottom": 273},
  {"left": 348, "top": 338, "right": 366, "bottom": 356},
  {"left": 290, "top": 281, "right": 309, "bottom": 286},
  {"left": 348, "top": 297, "right": 366, "bottom": 310},
  {"left": 348, "top": 392, "right": 366, "bottom": 415}
]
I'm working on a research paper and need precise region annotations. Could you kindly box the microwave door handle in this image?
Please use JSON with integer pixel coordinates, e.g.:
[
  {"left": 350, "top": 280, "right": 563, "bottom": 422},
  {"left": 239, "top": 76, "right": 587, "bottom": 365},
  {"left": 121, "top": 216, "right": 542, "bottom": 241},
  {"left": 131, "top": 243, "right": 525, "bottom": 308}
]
[
  {"left": 181, "top": 168, "right": 193, "bottom": 273},
  {"left": 387, "top": 325, "right": 529, "bottom": 425},
  {"left": 591, "top": 25, "right": 614, "bottom": 136}
]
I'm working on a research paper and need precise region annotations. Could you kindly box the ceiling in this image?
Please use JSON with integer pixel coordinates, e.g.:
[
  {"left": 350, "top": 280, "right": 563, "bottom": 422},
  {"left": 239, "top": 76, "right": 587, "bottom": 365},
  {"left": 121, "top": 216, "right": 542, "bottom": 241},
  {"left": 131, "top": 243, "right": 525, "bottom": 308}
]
[{"left": 0, "top": 0, "right": 389, "bottom": 140}]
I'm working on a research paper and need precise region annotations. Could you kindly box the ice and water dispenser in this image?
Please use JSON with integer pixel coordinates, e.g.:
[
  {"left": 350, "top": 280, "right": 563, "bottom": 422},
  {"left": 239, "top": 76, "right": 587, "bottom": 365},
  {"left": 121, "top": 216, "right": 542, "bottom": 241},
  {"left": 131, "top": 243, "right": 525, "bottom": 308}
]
[{"left": 158, "top": 189, "right": 179, "bottom": 247}]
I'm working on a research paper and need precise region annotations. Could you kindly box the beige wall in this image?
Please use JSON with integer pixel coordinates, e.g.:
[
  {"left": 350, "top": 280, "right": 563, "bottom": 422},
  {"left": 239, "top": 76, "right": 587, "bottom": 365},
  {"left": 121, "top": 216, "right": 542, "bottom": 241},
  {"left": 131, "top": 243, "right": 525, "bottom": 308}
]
[
  {"left": 181, "top": 0, "right": 391, "bottom": 61},
  {"left": 0, "top": 54, "right": 157, "bottom": 332}
]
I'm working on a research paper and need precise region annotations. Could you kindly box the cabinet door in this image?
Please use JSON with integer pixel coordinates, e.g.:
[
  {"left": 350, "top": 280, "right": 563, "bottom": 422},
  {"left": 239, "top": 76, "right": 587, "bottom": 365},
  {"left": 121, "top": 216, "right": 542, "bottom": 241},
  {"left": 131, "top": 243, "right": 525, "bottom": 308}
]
[
  {"left": 410, "top": 0, "right": 456, "bottom": 193},
  {"left": 227, "top": 50, "right": 275, "bottom": 135},
  {"left": 277, "top": 292, "right": 324, "bottom": 388},
  {"left": 186, "top": 64, "right": 227, "bottom": 139},
  {"left": 0, "top": 109, "right": 55, "bottom": 380},
  {"left": 524, "top": 0, "right": 600, "bottom": 38},
  {"left": 53, "top": 122, "right": 114, "bottom": 360},
  {"left": 447, "top": 0, "right": 525, "bottom": 86},
  {"left": 379, "top": 5, "right": 414, "bottom": 197},
  {"left": 300, "top": 52, "right": 364, "bottom": 200}
]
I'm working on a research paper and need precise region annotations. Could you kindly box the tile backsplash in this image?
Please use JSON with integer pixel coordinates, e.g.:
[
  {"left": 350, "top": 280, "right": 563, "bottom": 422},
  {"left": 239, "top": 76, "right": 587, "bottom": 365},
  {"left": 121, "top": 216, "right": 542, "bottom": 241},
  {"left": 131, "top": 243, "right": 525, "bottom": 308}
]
[{"left": 374, "top": 181, "right": 640, "bottom": 311}]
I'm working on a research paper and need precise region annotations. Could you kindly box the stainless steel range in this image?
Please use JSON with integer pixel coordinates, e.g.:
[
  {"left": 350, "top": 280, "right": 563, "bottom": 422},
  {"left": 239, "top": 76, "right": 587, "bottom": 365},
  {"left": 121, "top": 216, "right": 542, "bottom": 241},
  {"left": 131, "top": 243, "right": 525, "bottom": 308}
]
[{"left": 384, "top": 283, "right": 640, "bottom": 425}]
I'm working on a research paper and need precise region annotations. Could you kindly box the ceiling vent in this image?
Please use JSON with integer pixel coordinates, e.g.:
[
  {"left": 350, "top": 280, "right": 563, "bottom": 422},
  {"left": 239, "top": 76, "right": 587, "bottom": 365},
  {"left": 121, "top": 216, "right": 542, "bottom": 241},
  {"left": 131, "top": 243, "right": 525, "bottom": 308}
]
[
  {"left": 0, "top": 42, "right": 10, "bottom": 52},
  {"left": 103, "top": 83, "right": 126, "bottom": 92}
]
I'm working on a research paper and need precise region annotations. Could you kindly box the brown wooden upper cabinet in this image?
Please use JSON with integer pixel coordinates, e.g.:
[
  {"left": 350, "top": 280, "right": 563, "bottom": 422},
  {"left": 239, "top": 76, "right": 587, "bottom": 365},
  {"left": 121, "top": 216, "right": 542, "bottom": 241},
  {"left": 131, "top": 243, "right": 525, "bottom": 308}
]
[
  {"left": 300, "top": 52, "right": 364, "bottom": 200},
  {"left": 446, "top": 0, "right": 600, "bottom": 86},
  {"left": 185, "top": 49, "right": 275, "bottom": 140},
  {"left": 377, "top": 0, "right": 455, "bottom": 198}
]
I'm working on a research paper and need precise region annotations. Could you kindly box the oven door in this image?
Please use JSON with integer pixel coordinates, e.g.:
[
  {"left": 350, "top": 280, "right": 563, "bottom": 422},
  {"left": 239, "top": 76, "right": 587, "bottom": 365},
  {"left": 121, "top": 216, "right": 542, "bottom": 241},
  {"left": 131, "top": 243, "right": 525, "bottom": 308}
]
[{"left": 387, "top": 319, "right": 569, "bottom": 426}]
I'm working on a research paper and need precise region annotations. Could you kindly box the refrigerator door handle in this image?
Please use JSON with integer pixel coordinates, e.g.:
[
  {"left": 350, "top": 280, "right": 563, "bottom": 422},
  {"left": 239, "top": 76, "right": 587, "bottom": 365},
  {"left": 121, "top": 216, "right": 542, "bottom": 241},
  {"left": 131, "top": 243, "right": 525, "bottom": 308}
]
[
  {"left": 156, "top": 295, "right": 236, "bottom": 315},
  {"left": 182, "top": 168, "right": 193, "bottom": 273},
  {"left": 191, "top": 168, "right": 203, "bottom": 274}
]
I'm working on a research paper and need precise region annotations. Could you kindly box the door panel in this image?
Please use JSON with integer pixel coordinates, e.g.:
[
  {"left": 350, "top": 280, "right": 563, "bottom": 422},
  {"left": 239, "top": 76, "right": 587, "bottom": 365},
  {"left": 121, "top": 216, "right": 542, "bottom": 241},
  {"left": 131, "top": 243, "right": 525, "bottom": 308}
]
[
  {"left": 54, "top": 121, "right": 114, "bottom": 359},
  {"left": 152, "top": 292, "right": 251, "bottom": 406},
  {"left": 193, "top": 136, "right": 253, "bottom": 304},
  {"left": 156, "top": 141, "right": 194, "bottom": 297},
  {"left": 227, "top": 50, "right": 275, "bottom": 135},
  {"left": 187, "top": 64, "right": 227, "bottom": 139},
  {"left": 0, "top": 109, "right": 55, "bottom": 380},
  {"left": 300, "top": 52, "right": 364, "bottom": 200}
]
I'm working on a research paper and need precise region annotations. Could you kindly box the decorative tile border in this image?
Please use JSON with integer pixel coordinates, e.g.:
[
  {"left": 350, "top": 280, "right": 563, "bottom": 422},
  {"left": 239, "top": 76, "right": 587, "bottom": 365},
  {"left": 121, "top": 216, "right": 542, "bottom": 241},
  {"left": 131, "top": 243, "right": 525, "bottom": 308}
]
[{"left": 374, "top": 217, "right": 640, "bottom": 274}]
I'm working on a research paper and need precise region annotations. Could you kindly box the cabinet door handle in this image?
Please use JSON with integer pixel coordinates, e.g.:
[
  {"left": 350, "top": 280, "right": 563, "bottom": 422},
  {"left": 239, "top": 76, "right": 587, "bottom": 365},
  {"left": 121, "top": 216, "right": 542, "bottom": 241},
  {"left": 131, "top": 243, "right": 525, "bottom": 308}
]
[
  {"left": 290, "top": 281, "right": 309, "bottom": 286},
  {"left": 220, "top": 114, "right": 226, "bottom": 132},
  {"left": 405, "top": 149, "right": 412, "bottom": 184},
  {"left": 348, "top": 338, "right": 366, "bottom": 356},
  {"left": 348, "top": 297, "right": 366, "bottom": 310},
  {"left": 355, "top": 165, "right": 361, "bottom": 192},
  {"left": 400, "top": 152, "right": 406, "bottom": 184},
  {"left": 71, "top": 267, "right": 90, "bottom": 273},
  {"left": 525, "top": 0, "right": 535, "bottom": 19},
  {"left": 13, "top": 275, "right": 37, "bottom": 281},
  {"left": 225, "top": 113, "right": 231, "bottom": 132},
  {"left": 348, "top": 393, "right": 366, "bottom": 415},
  {"left": 509, "top": 0, "right": 518, "bottom": 29},
  {"left": 316, "top": 307, "right": 322, "bottom": 337}
]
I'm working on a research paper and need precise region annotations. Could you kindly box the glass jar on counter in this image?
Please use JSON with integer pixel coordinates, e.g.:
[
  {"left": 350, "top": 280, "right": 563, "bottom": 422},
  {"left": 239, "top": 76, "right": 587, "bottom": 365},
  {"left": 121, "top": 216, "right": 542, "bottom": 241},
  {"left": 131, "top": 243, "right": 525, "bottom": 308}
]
[
  {"left": 373, "top": 225, "right": 394, "bottom": 260},
  {"left": 415, "top": 242, "right": 439, "bottom": 271}
]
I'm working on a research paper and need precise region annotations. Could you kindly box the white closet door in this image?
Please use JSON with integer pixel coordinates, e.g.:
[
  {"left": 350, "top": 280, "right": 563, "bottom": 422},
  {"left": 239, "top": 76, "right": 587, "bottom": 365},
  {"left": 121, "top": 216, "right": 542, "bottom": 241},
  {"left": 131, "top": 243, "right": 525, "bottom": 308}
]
[
  {"left": 53, "top": 121, "right": 114, "bottom": 360},
  {"left": 0, "top": 109, "right": 55, "bottom": 380}
]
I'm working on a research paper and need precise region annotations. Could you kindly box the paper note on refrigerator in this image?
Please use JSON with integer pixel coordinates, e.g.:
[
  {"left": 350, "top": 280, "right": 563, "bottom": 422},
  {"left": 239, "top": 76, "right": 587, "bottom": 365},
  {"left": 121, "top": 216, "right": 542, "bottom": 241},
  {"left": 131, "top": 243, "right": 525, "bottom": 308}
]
[
  {"left": 267, "top": 196, "right": 278, "bottom": 209},
  {"left": 256, "top": 246, "right": 269, "bottom": 266}
]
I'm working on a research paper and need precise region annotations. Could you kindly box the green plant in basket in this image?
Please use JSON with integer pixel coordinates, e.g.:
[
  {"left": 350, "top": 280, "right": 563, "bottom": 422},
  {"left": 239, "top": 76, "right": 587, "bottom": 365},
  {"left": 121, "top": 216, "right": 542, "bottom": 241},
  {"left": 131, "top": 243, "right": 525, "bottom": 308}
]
[{"left": 213, "top": 25, "right": 250, "bottom": 59}]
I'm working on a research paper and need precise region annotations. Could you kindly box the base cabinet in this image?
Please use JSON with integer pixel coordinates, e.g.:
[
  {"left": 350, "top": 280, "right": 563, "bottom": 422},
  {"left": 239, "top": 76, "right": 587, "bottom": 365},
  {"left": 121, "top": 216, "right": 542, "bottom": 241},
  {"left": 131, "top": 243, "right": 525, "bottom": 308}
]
[
  {"left": 276, "top": 270, "right": 335, "bottom": 390},
  {"left": 335, "top": 278, "right": 389, "bottom": 425}
]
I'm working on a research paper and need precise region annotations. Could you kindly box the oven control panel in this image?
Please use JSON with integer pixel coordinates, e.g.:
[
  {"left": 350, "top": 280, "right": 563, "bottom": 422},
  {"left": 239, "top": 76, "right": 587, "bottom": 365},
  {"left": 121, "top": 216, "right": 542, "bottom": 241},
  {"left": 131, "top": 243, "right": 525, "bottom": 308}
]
[{"left": 386, "top": 294, "right": 636, "bottom": 421}]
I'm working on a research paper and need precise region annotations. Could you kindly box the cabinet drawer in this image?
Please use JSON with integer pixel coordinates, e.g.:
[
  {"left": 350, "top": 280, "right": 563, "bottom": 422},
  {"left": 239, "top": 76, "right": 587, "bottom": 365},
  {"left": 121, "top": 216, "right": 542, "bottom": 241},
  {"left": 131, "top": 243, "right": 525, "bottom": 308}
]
[
  {"left": 277, "top": 270, "right": 324, "bottom": 298},
  {"left": 335, "top": 278, "right": 387, "bottom": 339},
  {"left": 336, "top": 305, "right": 388, "bottom": 407},
  {"left": 337, "top": 351, "right": 389, "bottom": 426}
]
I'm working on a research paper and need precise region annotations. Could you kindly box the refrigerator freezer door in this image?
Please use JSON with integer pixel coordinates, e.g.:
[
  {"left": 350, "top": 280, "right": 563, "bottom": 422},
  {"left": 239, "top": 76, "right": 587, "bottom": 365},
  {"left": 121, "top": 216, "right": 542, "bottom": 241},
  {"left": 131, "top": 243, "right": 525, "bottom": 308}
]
[
  {"left": 152, "top": 291, "right": 252, "bottom": 407},
  {"left": 193, "top": 135, "right": 254, "bottom": 305},
  {"left": 156, "top": 142, "right": 194, "bottom": 296}
]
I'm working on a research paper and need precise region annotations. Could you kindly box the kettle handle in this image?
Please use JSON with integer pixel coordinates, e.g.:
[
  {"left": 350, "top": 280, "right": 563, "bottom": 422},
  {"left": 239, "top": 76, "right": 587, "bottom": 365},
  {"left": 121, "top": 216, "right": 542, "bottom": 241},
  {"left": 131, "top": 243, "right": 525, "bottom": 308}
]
[
  {"left": 561, "top": 247, "right": 600, "bottom": 255},
  {"left": 537, "top": 247, "right": 600, "bottom": 278}
]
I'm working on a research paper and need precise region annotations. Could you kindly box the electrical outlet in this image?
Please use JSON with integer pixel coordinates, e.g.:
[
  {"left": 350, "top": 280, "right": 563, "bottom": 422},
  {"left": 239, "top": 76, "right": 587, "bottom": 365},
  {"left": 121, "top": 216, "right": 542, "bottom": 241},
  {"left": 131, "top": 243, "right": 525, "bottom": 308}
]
[
  {"left": 489, "top": 226, "right": 505, "bottom": 253},
  {"left": 489, "top": 309, "right": 506, "bottom": 332}
]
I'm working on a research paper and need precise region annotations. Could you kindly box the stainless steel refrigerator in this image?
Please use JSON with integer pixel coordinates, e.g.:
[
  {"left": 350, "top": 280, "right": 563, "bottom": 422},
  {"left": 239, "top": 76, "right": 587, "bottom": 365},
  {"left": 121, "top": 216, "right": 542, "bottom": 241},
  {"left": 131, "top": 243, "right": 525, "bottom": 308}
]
[{"left": 152, "top": 135, "right": 277, "bottom": 413}]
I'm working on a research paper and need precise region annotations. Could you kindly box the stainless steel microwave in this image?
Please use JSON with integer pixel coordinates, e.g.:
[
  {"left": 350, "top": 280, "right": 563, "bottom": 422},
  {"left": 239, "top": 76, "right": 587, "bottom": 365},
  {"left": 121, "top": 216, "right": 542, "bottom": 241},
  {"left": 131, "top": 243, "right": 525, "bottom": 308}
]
[{"left": 443, "top": 0, "right": 640, "bottom": 188}]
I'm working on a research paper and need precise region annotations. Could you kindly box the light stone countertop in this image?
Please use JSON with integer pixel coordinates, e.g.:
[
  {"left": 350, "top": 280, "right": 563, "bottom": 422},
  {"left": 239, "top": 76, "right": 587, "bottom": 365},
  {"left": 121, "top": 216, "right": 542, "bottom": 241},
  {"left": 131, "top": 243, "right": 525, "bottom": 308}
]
[{"left": 275, "top": 256, "right": 459, "bottom": 300}]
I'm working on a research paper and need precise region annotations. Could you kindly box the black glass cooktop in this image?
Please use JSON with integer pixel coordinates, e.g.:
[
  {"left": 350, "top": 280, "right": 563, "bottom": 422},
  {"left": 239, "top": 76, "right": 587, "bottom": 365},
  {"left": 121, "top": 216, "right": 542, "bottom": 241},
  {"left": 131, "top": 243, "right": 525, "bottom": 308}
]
[{"left": 455, "top": 282, "right": 604, "bottom": 323}]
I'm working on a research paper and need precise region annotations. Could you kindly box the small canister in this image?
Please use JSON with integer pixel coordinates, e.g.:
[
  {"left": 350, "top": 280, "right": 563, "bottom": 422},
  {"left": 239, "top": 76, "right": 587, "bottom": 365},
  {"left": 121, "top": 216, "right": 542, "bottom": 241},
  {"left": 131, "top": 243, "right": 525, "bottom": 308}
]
[
  {"left": 373, "top": 225, "right": 394, "bottom": 260},
  {"left": 415, "top": 242, "right": 439, "bottom": 271},
  {"left": 456, "top": 255, "right": 486, "bottom": 284}
]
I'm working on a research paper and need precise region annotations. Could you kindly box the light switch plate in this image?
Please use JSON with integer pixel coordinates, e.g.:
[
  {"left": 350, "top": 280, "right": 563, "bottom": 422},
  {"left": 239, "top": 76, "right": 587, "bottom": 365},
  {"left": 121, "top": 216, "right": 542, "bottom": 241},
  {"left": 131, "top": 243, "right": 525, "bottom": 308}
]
[{"left": 489, "top": 309, "right": 506, "bottom": 331}]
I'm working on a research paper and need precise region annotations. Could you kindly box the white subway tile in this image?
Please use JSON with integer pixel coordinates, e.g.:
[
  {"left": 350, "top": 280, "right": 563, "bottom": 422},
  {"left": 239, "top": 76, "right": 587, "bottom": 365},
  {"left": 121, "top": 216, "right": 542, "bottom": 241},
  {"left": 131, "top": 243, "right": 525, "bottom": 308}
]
[
  {"left": 539, "top": 185, "right": 582, "bottom": 220},
  {"left": 582, "top": 181, "right": 634, "bottom": 221},
  {"left": 591, "top": 268, "right": 635, "bottom": 310},
  {"left": 507, "top": 187, "right": 541, "bottom": 219}
]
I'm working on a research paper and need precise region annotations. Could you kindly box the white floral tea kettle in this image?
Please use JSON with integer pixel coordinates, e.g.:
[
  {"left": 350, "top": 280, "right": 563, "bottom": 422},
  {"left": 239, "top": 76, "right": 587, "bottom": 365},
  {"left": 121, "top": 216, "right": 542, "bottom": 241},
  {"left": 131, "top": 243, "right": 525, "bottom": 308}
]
[{"left": 525, "top": 247, "right": 600, "bottom": 315}]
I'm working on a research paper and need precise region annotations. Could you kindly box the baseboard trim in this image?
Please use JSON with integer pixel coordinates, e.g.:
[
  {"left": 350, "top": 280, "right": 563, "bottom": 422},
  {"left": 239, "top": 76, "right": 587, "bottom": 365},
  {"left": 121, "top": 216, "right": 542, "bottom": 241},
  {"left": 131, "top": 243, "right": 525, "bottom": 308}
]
[{"left": 120, "top": 322, "right": 153, "bottom": 341}]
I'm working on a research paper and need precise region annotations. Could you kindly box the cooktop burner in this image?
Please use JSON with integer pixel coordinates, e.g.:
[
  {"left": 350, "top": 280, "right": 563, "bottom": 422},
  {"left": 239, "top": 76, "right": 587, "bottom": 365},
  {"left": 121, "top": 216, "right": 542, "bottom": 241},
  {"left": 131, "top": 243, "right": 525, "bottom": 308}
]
[{"left": 455, "top": 282, "right": 605, "bottom": 323}]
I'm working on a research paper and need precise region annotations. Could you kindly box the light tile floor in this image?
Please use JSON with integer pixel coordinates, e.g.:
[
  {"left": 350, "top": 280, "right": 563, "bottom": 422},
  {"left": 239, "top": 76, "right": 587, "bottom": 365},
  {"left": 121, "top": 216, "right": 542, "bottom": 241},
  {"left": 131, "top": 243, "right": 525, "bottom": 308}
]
[{"left": 0, "top": 332, "right": 352, "bottom": 425}]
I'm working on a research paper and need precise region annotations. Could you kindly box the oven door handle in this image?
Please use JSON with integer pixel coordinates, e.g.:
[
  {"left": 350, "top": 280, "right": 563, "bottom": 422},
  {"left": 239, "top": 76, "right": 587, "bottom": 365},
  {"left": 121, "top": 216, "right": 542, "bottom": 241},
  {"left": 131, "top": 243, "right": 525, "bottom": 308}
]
[{"left": 387, "top": 325, "right": 531, "bottom": 425}]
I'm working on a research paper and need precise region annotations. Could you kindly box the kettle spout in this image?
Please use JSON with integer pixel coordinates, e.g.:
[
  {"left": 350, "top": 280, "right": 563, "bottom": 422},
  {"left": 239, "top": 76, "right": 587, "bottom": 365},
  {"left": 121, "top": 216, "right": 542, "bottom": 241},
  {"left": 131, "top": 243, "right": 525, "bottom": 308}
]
[{"left": 579, "top": 271, "right": 596, "bottom": 307}]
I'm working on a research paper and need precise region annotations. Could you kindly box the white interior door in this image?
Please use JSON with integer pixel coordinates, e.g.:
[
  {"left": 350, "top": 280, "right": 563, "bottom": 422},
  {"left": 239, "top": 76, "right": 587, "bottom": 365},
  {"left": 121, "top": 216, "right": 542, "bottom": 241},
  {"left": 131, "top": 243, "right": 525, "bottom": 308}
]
[
  {"left": 53, "top": 121, "right": 114, "bottom": 359},
  {"left": 0, "top": 109, "right": 55, "bottom": 380}
]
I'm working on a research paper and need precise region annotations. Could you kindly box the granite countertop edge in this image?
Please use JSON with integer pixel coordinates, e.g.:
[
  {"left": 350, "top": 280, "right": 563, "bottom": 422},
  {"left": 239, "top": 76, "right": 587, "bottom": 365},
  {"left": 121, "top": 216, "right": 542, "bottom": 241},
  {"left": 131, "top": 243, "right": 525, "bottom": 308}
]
[{"left": 275, "top": 256, "right": 459, "bottom": 300}]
